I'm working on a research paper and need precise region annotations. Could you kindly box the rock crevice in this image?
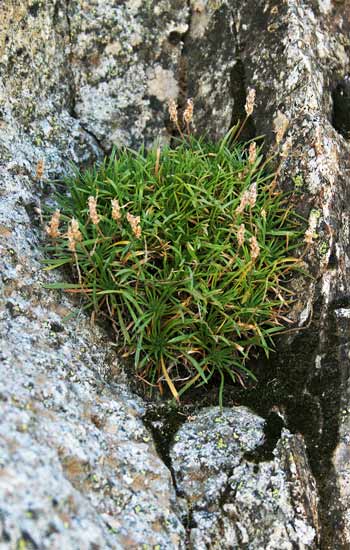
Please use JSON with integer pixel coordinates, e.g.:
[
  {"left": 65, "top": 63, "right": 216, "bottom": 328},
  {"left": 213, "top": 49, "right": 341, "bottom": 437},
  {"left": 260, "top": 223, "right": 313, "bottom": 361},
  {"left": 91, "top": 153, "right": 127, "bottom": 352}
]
[{"left": 1, "top": 1, "right": 350, "bottom": 548}]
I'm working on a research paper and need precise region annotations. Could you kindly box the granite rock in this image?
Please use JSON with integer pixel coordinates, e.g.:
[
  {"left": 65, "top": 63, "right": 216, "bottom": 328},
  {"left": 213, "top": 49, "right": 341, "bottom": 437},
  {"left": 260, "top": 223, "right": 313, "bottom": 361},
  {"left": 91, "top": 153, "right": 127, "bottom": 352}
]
[
  {"left": 1, "top": 0, "right": 350, "bottom": 548},
  {"left": 170, "top": 407, "right": 319, "bottom": 549}
]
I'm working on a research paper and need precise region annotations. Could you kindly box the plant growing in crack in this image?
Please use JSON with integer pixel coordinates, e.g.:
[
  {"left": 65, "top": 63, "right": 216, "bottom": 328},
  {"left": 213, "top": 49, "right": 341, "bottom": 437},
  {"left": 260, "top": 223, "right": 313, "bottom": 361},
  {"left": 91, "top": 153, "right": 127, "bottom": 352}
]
[{"left": 44, "top": 95, "right": 304, "bottom": 405}]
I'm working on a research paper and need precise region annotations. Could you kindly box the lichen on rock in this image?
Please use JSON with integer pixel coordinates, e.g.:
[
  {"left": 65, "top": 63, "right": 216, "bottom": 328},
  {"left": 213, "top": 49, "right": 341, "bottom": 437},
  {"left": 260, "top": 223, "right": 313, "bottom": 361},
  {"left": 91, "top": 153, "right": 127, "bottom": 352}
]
[
  {"left": 2, "top": 0, "right": 350, "bottom": 548},
  {"left": 170, "top": 407, "right": 319, "bottom": 549}
]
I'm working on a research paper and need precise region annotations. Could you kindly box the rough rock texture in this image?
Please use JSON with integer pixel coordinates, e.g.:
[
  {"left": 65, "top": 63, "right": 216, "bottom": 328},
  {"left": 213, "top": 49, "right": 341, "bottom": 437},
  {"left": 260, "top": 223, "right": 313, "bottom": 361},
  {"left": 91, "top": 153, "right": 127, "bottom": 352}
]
[
  {"left": 233, "top": 2, "right": 350, "bottom": 549},
  {"left": 0, "top": 293, "right": 185, "bottom": 550},
  {"left": 0, "top": 2, "right": 186, "bottom": 548},
  {"left": 68, "top": 0, "right": 190, "bottom": 149},
  {"left": 1, "top": 0, "right": 350, "bottom": 548},
  {"left": 170, "top": 407, "right": 319, "bottom": 549},
  {"left": 0, "top": 139, "right": 185, "bottom": 548}
]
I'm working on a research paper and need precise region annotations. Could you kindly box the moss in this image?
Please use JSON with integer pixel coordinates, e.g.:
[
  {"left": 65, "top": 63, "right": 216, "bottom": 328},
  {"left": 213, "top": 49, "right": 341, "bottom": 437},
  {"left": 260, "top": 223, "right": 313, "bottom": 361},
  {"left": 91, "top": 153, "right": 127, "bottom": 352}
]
[
  {"left": 319, "top": 241, "right": 329, "bottom": 256},
  {"left": 292, "top": 174, "right": 304, "bottom": 189}
]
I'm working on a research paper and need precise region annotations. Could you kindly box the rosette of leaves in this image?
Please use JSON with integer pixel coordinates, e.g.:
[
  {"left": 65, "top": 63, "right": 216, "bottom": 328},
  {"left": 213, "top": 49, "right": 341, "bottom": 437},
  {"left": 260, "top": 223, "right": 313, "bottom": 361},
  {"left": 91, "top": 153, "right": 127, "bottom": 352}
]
[{"left": 44, "top": 129, "right": 302, "bottom": 404}]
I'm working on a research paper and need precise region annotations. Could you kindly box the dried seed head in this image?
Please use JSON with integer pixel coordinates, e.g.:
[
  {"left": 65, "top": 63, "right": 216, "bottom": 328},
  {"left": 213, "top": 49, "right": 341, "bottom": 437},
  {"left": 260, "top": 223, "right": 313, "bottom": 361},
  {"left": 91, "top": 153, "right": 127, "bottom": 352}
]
[
  {"left": 245, "top": 88, "right": 256, "bottom": 117},
  {"left": 249, "top": 235, "right": 260, "bottom": 261},
  {"left": 36, "top": 159, "right": 45, "bottom": 180},
  {"left": 67, "top": 218, "right": 82, "bottom": 251},
  {"left": 45, "top": 209, "right": 61, "bottom": 238},
  {"left": 273, "top": 110, "right": 289, "bottom": 146},
  {"left": 261, "top": 208, "right": 266, "bottom": 219},
  {"left": 247, "top": 182, "right": 257, "bottom": 208},
  {"left": 71, "top": 218, "right": 81, "bottom": 238},
  {"left": 168, "top": 99, "right": 178, "bottom": 124},
  {"left": 127, "top": 212, "right": 141, "bottom": 238},
  {"left": 183, "top": 98, "right": 194, "bottom": 124},
  {"left": 304, "top": 228, "right": 314, "bottom": 245},
  {"left": 304, "top": 210, "right": 319, "bottom": 245},
  {"left": 280, "top": 136, "right": 292, "bottom": 158},
  {"left": 248, "top": 141, "right": 257, "bottom": 164},
  {"left": 237, "top": 223, "right": 245, "bottom": 247},
  {"left": 111, "top": 199, "right": 121, "bottom": 221},
  {"left": 88, "top": 196, "right": 100, "bottom": 225},
  {"left": 67, "top": 234, "right": 76, "bottom": 252},
  {"left": 236, "top": 190, "right": 250, "bottom": 215}
]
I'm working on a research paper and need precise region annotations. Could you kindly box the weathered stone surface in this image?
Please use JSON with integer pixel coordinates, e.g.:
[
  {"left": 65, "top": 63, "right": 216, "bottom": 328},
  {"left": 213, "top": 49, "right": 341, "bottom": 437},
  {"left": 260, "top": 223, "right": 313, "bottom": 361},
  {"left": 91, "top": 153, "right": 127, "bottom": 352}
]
[
  {"left": 0, "top": 164, "right": 186, "bottom": 549},
  {"left": 231, "top": 2, "right": 350, "bottom": 548},
  {"left": 68, "top": 0, "right": 189, "bottom": 149},
  {"left": 181, "top": 0, "right": 236, "bottom": 140},
  {"left": 0, "top": 1, "right": 100, "bottom": 175},
  {"left": 0, "top": 2, "right": 186, "bottom": 548},
  {"left": 170, "top": 407, "right": 319, "bottom": 549},
  {"left": 2, "top": 0, "right": 350, "bottom": 548}
]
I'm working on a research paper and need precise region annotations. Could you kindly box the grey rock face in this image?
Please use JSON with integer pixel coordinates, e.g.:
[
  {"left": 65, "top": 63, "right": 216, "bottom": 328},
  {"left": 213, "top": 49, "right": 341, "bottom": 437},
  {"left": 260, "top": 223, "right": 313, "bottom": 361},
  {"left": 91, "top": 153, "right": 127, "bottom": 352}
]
[
  {"left": 234, "top": 2, "right": 350, "bottom": 548},
  {"left": 68, "top": 0, "right": 190, "bottom": 149},
  {"left": 0, "top": 169, "right": 186, "bottom": 549},
  {"left": 0, "top": 2, "right": 186, "bottom": 548},
  {"left": 170, "top": 408, "right": 319, "bottom": 549},
  {"left": 1, "top": 0, "right": 350, "bottom": 548},
  {"left": 0, "top": 210, "right": 186, "bottom": 550}
]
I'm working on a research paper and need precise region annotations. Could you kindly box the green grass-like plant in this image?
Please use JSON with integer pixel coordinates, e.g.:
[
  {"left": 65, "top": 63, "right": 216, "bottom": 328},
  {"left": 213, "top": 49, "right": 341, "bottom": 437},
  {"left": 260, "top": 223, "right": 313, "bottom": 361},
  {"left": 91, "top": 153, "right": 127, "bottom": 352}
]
[{"left": 44, "top": 128, "right": 302, "bottom": 404}]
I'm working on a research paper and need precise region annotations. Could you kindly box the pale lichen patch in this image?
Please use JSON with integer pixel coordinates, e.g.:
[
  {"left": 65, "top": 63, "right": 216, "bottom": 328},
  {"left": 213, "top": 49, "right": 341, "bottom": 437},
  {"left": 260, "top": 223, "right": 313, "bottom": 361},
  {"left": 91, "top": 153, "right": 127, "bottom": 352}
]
[
  {"left": 191, "top": 0, "right": 211, "bottom": 39},
  {"left": 147, "top": 65, "right": 179, "bottom": 102},
  {"left": 105, "top": 41, "right": 122, "bottom": 56},
  {"left": 318, "top": 0, "right": 332, "bottom": 14},
  {"left": 126, "top": 0, "right": 143, "bottom": 11}
]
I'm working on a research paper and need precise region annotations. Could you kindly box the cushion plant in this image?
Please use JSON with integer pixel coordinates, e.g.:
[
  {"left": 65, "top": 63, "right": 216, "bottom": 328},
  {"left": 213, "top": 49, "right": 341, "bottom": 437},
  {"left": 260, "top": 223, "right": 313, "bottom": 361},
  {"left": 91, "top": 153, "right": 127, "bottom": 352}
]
[{"left": 44, "top": 124, "right": 302, "bottom": 404}]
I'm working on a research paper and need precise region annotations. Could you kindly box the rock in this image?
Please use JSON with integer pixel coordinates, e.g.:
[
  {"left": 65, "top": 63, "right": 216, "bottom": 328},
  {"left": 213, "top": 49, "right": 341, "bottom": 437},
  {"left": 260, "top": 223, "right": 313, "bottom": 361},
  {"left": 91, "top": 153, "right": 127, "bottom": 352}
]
[
  {"left": 232, "top": 2, "right": 350, "bottom": 548},
  {"left": 68, "top": 0, "right": 190, "bottom": 149},
  {"left": 0, "top": 2, "right": 186, "bottom": 548},
  {"left": 1, "top": 0, "right": 350, "bottom": 548},
  {"left": 180, "top": 0, "right": 236, "bottom": 141},
  {"left": 170, "top": 407, "right": 319, "bottom": 549},
  {"left": 0, "top": 165, "right": 186, "bottom": 549}
]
